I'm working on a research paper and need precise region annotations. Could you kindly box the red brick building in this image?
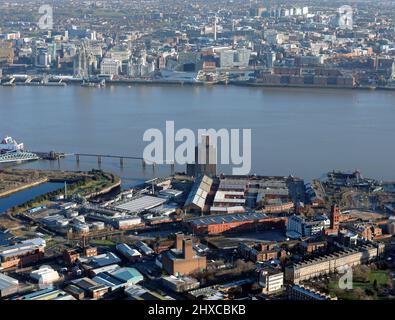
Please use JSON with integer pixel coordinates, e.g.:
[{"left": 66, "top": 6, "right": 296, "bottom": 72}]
[
  {"left": 186, "top": 212, "right": 287, "bottom": 235},
  {"left": 0, "top": 238, "right": 45, "bottom": 270},
  {"left": 162, "top": 234, "right": 206, "bottom": 276}
]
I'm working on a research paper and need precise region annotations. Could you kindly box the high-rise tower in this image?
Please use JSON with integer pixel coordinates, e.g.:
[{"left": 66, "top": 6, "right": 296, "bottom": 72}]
[{"left": 186, "top": 134, "right": 217, "bottom": 177}]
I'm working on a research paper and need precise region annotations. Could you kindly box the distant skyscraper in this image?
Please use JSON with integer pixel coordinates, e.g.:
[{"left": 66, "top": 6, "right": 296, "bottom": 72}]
[
  {"left": 214, "top": 15, "right": 217, "bottom": 41},
  {"left": 187, "top": 134, "right": 217, "bottom": 177}
]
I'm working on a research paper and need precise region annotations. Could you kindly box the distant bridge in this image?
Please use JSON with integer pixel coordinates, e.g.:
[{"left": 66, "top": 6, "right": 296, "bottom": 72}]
[
  {"left": 74, "top": 153, "right": 144, "bottom": 167},
  {"left": 26, "top": 151, "right": 175, "bottom": 172},
  {"left": 73, "top": 153, "right": 175, "bottom": 171}
]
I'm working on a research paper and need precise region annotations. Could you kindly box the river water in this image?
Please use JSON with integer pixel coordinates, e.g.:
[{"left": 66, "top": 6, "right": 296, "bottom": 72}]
[
  {"left": 0, "top": 85, "right": 395, "bottom": 184},
  {"left": 0, "top": 182, "right": 64, "bottom": 213}
]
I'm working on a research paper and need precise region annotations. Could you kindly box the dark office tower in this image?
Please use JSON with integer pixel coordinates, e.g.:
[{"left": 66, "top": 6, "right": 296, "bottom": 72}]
[{"left": 186, "top": 134, "right": 217, "bottom": 177}]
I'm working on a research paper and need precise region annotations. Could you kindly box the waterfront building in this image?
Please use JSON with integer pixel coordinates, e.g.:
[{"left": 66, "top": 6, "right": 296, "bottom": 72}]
[
  {"left": 100, "top": 58, "right": 121, "bottom": 76},
  {"left": 108, "top": 47, "right": 131, "bottom": 61},
  {"left": 35, "top": 49, "right": 51, "bottom": 68},
  {"left": 219, "top": 48, "right": 251, "bottom": 69},
  {"left": 178, "top": 51, "right": 202, "bottom": 72}
]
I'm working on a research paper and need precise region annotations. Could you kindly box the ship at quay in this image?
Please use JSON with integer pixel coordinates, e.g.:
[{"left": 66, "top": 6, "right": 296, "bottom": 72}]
[{"left": 0, "top": 136, "right": 39, "bottom": 164}]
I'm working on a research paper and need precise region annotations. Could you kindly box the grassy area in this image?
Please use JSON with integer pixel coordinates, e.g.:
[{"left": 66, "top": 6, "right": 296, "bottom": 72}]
[
  {"left": 89, "top": 239, "right": 115, "bottom": 247},
  {"left": 328, "top": 269, "right": 391, "bottom": 300}
]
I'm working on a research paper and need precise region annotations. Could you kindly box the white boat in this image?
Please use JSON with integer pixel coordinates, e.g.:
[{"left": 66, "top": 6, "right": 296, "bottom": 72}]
[{"left": 0, "top": 136, "right": 24, "bottom": 153}]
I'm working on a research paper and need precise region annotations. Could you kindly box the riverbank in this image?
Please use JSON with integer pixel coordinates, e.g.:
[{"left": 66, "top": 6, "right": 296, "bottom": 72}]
[
  {"left": 85, "top": 178, "right": 122, "bottom": 199},
  {"left": 3, "top": 77, "right": 395, "bottom": 91},
  {"left": 0, "top": 177, "right": 49, "bottom": 198},
  {"left": 0, "top": 169, "right": 121, "bottom": 214},
  {"left": 0, "top": 169, "right": 51, "bottom": 198}
]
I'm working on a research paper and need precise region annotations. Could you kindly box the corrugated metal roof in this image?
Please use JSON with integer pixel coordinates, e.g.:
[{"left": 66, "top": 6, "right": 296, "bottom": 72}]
[
  {"left": 0, "top": 273, "right": 18, "bottom": 290},
  {"left": 189, "top": 212, "right": 268, "bottom": 226},
  {"left": 115, "top": 196, "right": 166, "bottom": 213},
  {"left": 185, "top": 175, "right": 213, "bottom": 210}
]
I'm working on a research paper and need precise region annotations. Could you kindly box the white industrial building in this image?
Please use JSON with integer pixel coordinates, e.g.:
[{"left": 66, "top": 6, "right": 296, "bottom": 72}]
[
  {"left": 30, "top": 266, "right": 60, "bottom": 285},
  {"left": 113, "top": 216, "right": 142, "bottom": 229},
  {"left": 114, "top": 195, "right": 167, "bottom": 213}
]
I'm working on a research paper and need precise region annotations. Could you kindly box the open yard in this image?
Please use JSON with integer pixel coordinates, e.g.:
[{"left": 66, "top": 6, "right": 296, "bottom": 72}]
[{"left": 328, "top": 269, "right": 393, "bottom": 300}]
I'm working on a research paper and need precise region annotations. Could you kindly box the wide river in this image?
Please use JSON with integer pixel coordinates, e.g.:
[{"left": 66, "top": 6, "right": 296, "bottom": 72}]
[{"left": 1, "top": 85, "right": 395, "bottom": 183}]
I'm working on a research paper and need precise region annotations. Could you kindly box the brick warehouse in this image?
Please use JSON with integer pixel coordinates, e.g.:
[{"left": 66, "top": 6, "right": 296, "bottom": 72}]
[
  {"left": 185, "top": 212, "right": 287, "bottom": 235},
  {"left": 0, "top": 238, "right": 46, "bottom": 270},
  {"left": 162, "top": 234, "right": 207, "bottom": 276}
]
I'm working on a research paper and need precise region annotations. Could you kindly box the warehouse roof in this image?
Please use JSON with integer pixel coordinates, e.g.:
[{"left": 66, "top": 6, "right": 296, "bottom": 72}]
[
  {"left": 79, "top": 252, "right": 121, "bottom": 268},
  {"left": 114, "top": 195, "right": 166, "bottom": 213},
  {"left": 0, "top": 273, "right": 18, "bottom": 291},
  {"left": 188, "top": 212, "right": 268, "bottom": 226},
  {"left": 185, "top": 175, "right": 213, "bottom": 210},
  {"left": 0, "top": 238, "right": 46, "bottom": 259},
  {"left": 111, "top": 267, "right": 143, "bottom": 284}
]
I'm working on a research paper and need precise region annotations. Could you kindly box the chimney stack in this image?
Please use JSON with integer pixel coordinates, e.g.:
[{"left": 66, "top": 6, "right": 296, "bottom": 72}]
[
  {"left": 183, "top": 238, "right": 193, "bottom": 260},
  {"left": 175, "top": 233, "right": 184, "bottom": 251}
]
